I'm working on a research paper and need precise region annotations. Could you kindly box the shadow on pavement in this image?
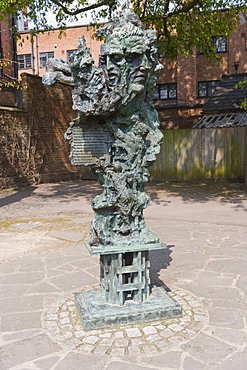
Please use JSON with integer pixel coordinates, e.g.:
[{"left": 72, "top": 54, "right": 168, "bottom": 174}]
[
  {"left": 36, "top": 180, "right": 101, "bottom": 203},
  {"left": 150, "top": 246, "right": 174, "bottom": 286},
  {"left": 1, "top": 180, "right": 246, "bottom": 213},
  {"left": 0, "top": 180, "right": 101, "bottom": 208},
  {"left": 0, "top": 186, "right": 37, "bottom": 208},
  {"left": 147, "top": 181, "right": 247, "bottom": 209}
]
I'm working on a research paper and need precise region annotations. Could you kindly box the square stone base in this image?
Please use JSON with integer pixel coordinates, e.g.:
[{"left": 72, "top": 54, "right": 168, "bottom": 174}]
[
  {"left": 84, "top": 240, "right": 168, "bottom": 255},
  {"left": 74, "top": 285, "right": 182, "bottom": 330}
]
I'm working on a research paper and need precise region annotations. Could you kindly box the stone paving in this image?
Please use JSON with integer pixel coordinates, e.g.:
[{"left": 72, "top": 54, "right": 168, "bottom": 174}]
[
  {"left": 43, "top": 288, "right": 206, "bottom": 355},
  {"left": 0, "top": 181, "right": 247, "bottom": 369}
]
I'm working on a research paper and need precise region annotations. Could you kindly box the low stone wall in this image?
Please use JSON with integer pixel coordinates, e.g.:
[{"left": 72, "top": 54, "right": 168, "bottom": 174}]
[{"left": 0, "top": 73, "right": 80, "bottom": 189}]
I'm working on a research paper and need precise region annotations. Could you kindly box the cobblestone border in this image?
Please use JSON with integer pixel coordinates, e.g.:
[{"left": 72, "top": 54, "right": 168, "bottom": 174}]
[{"left": 42, "top": 288, "right": 207, "bottom": 356}]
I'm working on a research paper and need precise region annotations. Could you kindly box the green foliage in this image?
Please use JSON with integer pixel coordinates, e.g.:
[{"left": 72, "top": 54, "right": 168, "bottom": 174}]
[
  {"left": 235, "top": 80, "right": 247, "bottom": 110},
  {"left": 0, "top": 59, "right": 26, "bottom": 90},
  {"left": 137, "top": 0, "right": 247, "bottom": 60},
  {"left": 0, "top": 0, "right": 247, "bottom": 62}
]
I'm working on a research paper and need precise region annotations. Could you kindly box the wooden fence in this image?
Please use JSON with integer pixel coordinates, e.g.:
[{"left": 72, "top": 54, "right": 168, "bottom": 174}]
[{"left": 150, "top": 127, "right": 247, "bottom": 182}]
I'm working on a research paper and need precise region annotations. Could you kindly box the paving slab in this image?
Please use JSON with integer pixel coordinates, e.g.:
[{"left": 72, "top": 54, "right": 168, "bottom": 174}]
[
  {"left": 48, "top": 231, "right": 85, "bottom": 242},
  {"left": 11, "top": 222, "right": 42, "bottom": 229},
  {"left": 210, "top": 348, "right": 247, "bottom": 370},
  {"left": 70, "top": 217, "right": 93, "bottom": 224},
  {"left": 1, "top": 333, "right": 62, "bottom": 369},
  {"left": 141, "top": 351, "right": 182, "bottom": 368},
  {"left": 1, "top": 311, "right": 43, "bottom": 331},
  {"left": 53, "top": 352, "right": 108, "bottom": 370},
  {"left": 183, "top": 356, "right": 206, "bottom": 370},
  {"left": 106, "top": 362, "right": 158, "bottom": 370},
  {"left": 181, "top": 333, "right": 234, "bottom": 364},
  {"left": 0, "top": 295, "right": 43, "bottom": 314},
  {"left": 34, "top": 356, "right": 61, "bottom": 370},
  {"left": 0, "top": 181, "right": 247, "bottom": 369}
]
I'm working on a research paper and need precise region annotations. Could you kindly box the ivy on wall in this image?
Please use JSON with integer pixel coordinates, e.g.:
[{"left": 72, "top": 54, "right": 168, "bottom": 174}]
[{"left": 0, "top": 113, "right": 43, "bottom": 189}]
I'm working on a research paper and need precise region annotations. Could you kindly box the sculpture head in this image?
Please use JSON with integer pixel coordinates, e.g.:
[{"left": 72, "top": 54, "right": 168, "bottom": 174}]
[{"left": 97, "top": 10, "right": 163, "bottom": 95}]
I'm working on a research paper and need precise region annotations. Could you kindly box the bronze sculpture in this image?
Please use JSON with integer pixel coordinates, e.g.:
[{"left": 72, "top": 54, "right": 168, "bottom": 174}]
[{"left": 43, "top": 9, "right": 182, "bottom": 329}]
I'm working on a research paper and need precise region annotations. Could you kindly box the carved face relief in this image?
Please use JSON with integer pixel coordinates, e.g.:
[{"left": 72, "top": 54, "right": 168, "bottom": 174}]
[
  {"left": 102, "top": 35, "right": 152, "bottom": 95},
  {"left": 106, "top": 51, "right": 125, "bottom": 86},
  {"left": 124, "top": 36, "right": 151, "bottom": 92}
]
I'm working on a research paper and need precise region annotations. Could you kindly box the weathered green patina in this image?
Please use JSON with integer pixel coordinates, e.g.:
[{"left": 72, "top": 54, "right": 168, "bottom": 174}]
[{"left": 43, "top": 9, "right": 182, "bottom": 328}]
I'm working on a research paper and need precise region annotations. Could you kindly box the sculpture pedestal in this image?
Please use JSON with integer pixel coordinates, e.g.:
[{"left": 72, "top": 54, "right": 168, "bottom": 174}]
[
  {"left": 75, "top": 285, "right": 182, "bottom": 330},
  {"left": 74, "top": 242, "right": 182, "bottom": 330}
]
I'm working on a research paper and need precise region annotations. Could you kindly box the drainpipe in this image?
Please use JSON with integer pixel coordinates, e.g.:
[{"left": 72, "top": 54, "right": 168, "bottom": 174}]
[
  {"left": 36, "top": 34, "right": 39, "bottom": 75},
  {"left": 31, "top": 34, "right": 35, "bottom": 75}
]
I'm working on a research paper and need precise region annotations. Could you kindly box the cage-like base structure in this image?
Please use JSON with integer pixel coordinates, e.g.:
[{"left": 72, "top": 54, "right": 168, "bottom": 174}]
[
  {"left": 100, "top": 250, "right": 151, "bottom": 305},
  {"left": 74, "top": 242, "right": 182, "bottom": 330},
  {"left": 75, "top": 284, "right": 182, "bottom": 330}
]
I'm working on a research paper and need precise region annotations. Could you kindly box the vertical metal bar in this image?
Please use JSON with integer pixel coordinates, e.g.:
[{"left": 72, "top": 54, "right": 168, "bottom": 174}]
[
  {"left": 131, "top": 251, "right": 140, "bottom": 302},
  {"left": 118, "top": 253, "right": 124, "bottom": 305}
]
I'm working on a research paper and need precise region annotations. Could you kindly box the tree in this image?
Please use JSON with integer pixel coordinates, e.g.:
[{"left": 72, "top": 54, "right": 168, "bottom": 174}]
[
  {"left": 235, "top": 80, "right": 247, "bottom": 110},
  {"left": 0, "top": 0, "right": 247, "bottom": 61}
]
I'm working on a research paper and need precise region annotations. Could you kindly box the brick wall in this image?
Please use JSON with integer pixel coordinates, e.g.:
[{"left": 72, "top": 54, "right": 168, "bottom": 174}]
[
  {"left": 0, "top": 87, "right": 16, "bottom": 107},
  {"left": 0, "top": 73, "right": 83, "bottom": 189},
  {"left": 158, "top": 107, "right": 202, "bottom": 129},
  {"left": 0, "top": 109, "right": 32, "bottom": 188},
  {"left": 177, "top": 50, "right": 197, "bottom": 105}
]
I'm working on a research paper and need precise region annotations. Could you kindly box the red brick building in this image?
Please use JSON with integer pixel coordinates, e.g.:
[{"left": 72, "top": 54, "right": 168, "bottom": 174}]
[
  {"left": 156, "top": 17, "right": 247, "bottom": 128},
  {"left": 14, "top": 13, "right": 247, "bottom": 129},
  {"left": 16, "top": 25, "right": 101, "bottom": 77}
]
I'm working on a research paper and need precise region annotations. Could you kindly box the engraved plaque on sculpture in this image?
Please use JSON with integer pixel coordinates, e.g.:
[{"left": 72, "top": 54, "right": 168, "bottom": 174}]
[{"left": 70, "top": 124, "right": 112, "bottom": 165}]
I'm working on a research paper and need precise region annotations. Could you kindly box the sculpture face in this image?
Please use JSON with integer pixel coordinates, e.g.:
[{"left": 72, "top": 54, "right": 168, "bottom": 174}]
[
  {"left": 106, "top": 45, "right": 125, "bottom": 86},
  {"left": 103, "top": 34, "right": 153, "bottom": 94},
  {"left": 124, "top": 36, "right": 150, "bottom": 92}
]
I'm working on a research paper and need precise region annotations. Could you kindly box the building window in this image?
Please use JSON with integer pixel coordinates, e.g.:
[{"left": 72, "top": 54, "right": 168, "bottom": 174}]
[
  {"left": 40, "top": 52, "right": 54, "bottom": 68},
  {"left": 198, "top": 36, "right": 227, "bottom": 54},
  {"left": 198, "top": 80, "right": 219, "bottom": 98},
  {"left": 17, "top": 54, "right": 32, "bottom": 69},
  {"left": 154, "top": 83, "right": 177, "bottom": 100},
  {"left": 211, "top": 36, "right": 227, "bottom": 53},
  {"left": 66, "top": 49, "right": 77, "bottom": 61}
]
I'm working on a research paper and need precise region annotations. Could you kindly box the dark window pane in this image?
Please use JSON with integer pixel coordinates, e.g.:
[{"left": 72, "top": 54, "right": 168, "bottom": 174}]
[
  {"left": 17, "top": 54, "right": 32, "bottom": 69},
  {"left": 169, "top": 84, "right": 177, "bottom": 99},
  {"left": 198, "top": 82, "right": 207, "bottom": 97},
  {"left": 199, "top": 36, "right": 227, "bottom": 55},
  {"left": 216, "top": 37, "right": 226, "bottom": 52},
  {"left": 40, "top": 52, "right": 54, "bottom": 68},
  {"left": 212, "top": 36, "right": 226, "bottom": 53},
  {"left": 40, "top": 56, "right": 47, "bottom": 68},
  {"left": 198, "top": 80, "right": 219, "bottom": 97},
  {"left": 160, "top": 86, "right": 168, "bottom": 99},
  {"left": 17, "top": 55, "right": 24, "bottom": 69},
  {"left": 25, "top": 55, "right": 31, "bottom": 68},
  {"left": 154, "top": 83, "right": 177, "bottom": 100},
  {"left": 208, "top": 81, "right": 218, "bottom": 96},
  {"left": 153, "top": 86, "right": 159, "bottom": 100}
]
